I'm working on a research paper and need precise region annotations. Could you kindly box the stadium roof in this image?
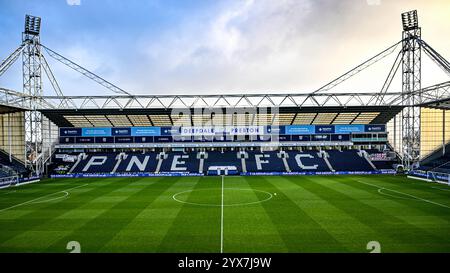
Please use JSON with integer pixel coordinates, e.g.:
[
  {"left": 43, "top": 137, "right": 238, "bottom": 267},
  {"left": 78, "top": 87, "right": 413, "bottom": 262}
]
[
  {"left": 0, "top": 103, "right": 26, "bottom": 114},
  {"left": 40, "top": 105, "right": 403, "bottom": 127},
  {"left": 420, "top": 97, "right": 450, "bottom": 110}
]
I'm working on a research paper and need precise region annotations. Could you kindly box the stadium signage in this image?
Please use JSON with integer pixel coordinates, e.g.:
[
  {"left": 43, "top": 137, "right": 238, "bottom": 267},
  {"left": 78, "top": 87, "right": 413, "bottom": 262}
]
[
  {"left": 50, "top": 170, "right": 395, "bottom": 179},
  {"left": 60, "top": 128, "right": 82, "bottom": 136},
  {"left": 285, "top": 125, "right": 315, "bottom": 135},
  {"left": 59, "top": 124, "right": 386, "bottom": 139},
  {"left": 82, "top": 127, "right": 111, "bottom": 136},
  {"left": 228, "top": 126, "right": 263, "bottom": 135},
  {"left": 76, "top": 137, "right": 95, "bottom": 143},
  {"left": 180, "top": 126, "right": 264, "bottom": 136},
  {"left": 315, "top": 125, "right": 335, "bottom": 134},
  {"left": 335, "top": 124, "right": 365, "bottom": 134},
  {"left": 112, "top": 128, "right": 131, "bottom": 136},
  {"left": 131, "top": 127, "right": 161, "bottom": 136},
  {"left": 95, "top": 137, "right": 114, "bottom": 143},
  {"left": 115, "top": 137, "right": 133, "bottom": 143},
  {"left": 365, "top": 124, "right": 386, "bottom": 132},
  {"left": 55, "top": 154, "right": 78, "bottom": 162},
  {"left": 181, "top": 127, "right": 216, "bottom": 136}
]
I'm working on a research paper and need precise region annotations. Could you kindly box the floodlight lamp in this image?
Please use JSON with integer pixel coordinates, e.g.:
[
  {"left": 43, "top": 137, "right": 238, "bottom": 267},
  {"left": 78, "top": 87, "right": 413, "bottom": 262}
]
[
  {"left": 401, "top": 10, "right": 418, "bottom": 31},
  {"left": 24, "top": 14, "right": 41, "bottom": 35}
]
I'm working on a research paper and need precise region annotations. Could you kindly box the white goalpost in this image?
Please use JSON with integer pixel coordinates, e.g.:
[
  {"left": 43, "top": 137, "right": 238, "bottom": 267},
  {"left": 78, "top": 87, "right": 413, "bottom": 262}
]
[
  {"left": 427, "top": 171, "right": 450, "bottom": 185},
  {"left": 0, "top": 175, "right": 19, "bottom": 189}
]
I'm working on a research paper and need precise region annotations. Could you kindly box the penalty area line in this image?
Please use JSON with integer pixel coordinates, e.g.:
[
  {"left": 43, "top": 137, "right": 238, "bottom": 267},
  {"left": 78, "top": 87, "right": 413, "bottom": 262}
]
[
  {"left": 356, "top": 180, "right": 450, "bottom": 209},
  {"left": 0, "top": 183, "right": 88, "bottom": 213}
]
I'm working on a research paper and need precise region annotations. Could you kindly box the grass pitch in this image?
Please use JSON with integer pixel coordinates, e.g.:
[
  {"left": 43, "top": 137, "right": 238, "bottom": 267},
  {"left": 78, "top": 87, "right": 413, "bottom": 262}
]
[{"left": 0, "top": 175, "right": 449, "bottom": 253}]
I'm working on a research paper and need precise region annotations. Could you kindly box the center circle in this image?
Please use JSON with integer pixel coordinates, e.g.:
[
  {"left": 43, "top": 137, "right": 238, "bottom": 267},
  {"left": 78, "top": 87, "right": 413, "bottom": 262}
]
[{"left": 172, "top": 188, "right": 273, "bottom": 207}]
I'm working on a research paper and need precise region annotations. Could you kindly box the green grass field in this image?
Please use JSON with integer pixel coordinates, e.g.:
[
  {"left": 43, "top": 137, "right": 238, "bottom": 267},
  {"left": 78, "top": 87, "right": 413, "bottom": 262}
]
[{"left": 0, "top": 174, "right": 449, "bottom": 253}]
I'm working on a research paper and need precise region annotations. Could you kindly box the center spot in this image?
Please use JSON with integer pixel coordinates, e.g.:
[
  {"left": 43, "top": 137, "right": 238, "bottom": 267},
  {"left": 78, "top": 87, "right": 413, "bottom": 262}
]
[{"left": 172, "top": 188, "right": 273, "bottom": 207}]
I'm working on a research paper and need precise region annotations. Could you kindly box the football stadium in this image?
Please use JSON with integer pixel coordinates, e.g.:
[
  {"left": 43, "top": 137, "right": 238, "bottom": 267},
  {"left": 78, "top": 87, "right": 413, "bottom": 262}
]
[{"left": 0, "top": 5, "right": 450, "bottom": 256}]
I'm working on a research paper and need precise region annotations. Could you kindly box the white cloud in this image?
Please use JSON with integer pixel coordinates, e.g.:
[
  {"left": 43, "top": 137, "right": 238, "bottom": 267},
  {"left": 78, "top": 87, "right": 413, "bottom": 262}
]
[
  {"left": 139, "top": 0, "right": 316, "bottom": 93},
  {"left": 66, "top": 0, "right": 81, "bottom": 6},
  {"left": 366, "top": 0, "right": 381, "bottom": 6},
  {"left": 32, "top": 0, "right": 450, "bottom": 96},
  {"left": 42, "top": 43, "right": 123, "bottom": 96},
  {"left": 134, "top": 0, "right": 450, "bottom": 95}
]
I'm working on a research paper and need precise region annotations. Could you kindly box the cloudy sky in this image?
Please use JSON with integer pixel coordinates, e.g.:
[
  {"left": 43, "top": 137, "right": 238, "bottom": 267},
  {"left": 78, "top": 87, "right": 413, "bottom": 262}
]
[{"left": 0, "top": 0, "right": 449, "bottom": 96}]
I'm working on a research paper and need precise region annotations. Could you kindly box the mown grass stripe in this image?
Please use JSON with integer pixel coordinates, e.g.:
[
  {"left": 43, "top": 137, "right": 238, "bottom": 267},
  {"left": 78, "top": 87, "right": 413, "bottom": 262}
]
[
  {"left": 0, "top": 178, "right": 133, "bottom": 251},
  {"left": 157, "top": 176, "right": 221, "bottom": 253},
  {"left": 1, "top": 175, "right": 449, "bottom": 253},
  {"left": 331, "top": 176, "right": 450, "bottom": 243},
  {"left": 99, "top": 177, "right": 197, "bottom": 252},
  {"left": 246, "top": 176, "right": 345, "bottom": 252},
  {"left": 0, "top": 179, "right": 90, "bottom": 206},
  {"left": 334, "top": 175, "right": 450, "bottom": 222},
  {"left": 222, "top": 176, "right": 288, "bottom": 253},
  {"left": 298, "top": 176, "right": 450, "bottom": 252},
  {"left": 43, "top": 177, "right": 175, "bottom": 252},
  {"left": 274, "top": 176, "right": 378, "bottom": 252}
]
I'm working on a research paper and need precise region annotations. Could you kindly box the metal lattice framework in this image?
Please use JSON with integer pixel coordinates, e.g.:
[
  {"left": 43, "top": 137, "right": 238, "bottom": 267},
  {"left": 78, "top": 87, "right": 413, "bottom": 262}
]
[
  {"left": 401, "top": 10, "right": 422, "bottom": 168},
  {"left": 15, "top": 85, "right": 450, "bottom": 110},
  {"left": 0, "top": 11, "right": 450, "bottom": 173},
  {"left": 22, "top": 15, "right": 44, "bottom": 173},
  {"left": 2, "top": 81, "right": 449, "bottom": 111}
]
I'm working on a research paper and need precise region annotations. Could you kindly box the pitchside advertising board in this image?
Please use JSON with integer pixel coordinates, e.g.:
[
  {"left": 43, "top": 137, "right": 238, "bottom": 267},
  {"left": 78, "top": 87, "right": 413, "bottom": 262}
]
[{"left": 59, "top": 124, "right": 386, "bottom": 143}]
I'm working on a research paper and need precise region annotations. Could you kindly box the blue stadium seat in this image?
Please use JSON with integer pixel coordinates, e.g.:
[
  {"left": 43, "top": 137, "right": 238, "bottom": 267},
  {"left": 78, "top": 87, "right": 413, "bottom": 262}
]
[
  {"left": 0, "top": 149, "right": 29, "bottom": 176},
  {"left": 116, "top": 152, "right": 159, "bottom": 173},
  {"left": 71, "top": 152, "right": 117, "bottom": 173},
  {"left": 245, "top": 151, "right": 287, "bottom": 172},
  {"left": 326, "top": 150, "right": 373, "bottom": 171},
  {"left": 286, "top": 151, "right": 331, "bottom": 172},
  {"left": 204, "top": 151, "right": 241, "bottom": 173},
  {"left": 159, "top": 152, "right": 199, "bottom": 173},
  {"left": 50, "top": 149, "right": 389, "bottom": 175}
]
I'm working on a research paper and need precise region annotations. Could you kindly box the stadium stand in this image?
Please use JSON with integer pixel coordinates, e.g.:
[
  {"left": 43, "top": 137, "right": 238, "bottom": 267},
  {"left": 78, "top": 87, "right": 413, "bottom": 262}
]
[
  {"left": 117, "top": 152, "right": 159, "bottom": 173},
  {"left": 203, "top": 151, "right": 242, "bottom": 173},
  {"left": 159, "top": 151, "right": 199, "bottom": 173},
  {"left": 51, "top": 147, "right": 397, "bottom": 176},
  {"left": 70, "top": 152, "right": 117, "bottom": 173},
  {"left": 0, "top": 149, "right": 29, "bottom": 177},
  {"left": 419, "top": 154, "right": 450, "bottom": 173},
  {"left": 245, "top": 151, "right": 287, "bottom": 173},
  {"left": 365, "top": 149, "right": 397, "bottom": 170},
  {"left": 326, "top": 150, "right": 374, "bottom": 172},
  {"left": 286, "top": 150, "right": 331, "bottom": 172}
]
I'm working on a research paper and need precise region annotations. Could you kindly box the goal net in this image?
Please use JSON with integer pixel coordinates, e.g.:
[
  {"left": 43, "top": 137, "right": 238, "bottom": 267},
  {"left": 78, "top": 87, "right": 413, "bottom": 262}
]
[
  {"left": 0, "top": 175, "right": 19, "bottom": 189},
  {"left": 427, "top": 171, "right": 450, "bottom": 185}
]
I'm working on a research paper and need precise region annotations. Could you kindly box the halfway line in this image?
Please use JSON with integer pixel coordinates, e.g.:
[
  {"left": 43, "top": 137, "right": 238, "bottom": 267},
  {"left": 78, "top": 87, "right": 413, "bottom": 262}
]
[{"left": 220, "top": 175, "right": 224, "bottom": 253}]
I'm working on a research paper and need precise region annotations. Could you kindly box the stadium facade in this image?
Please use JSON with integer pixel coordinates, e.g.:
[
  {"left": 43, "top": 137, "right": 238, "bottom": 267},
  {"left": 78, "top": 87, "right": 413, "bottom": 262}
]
[{"left": 1, "top": 11, "right": 450, "bottom": 185}]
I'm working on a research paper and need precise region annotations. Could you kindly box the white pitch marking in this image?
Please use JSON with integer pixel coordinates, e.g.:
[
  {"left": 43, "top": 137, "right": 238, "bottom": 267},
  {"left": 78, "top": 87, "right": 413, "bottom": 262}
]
[
  {"left": 432, "top": 186, "right": 450, "bottom": 192},
  {"left": 377, "top": 188, "right": 417, "bottom": 201},
  {"left": 29, "top": 191, "right": 69, "bottom": 204},
  {"left": 220, "top": 175, "right": 224, "bottom": 254},
  {"left": 172, "top": 188, "right": 273, "bottom": 207},
  {"left": 1, "top": 190, "right": 16, "bottom": 195},
  {"left": 0, "top": 183, "right": 88, "bottom": 213},
  {"left": 356, "top": 180, "right": 450, "bottom": 209}
]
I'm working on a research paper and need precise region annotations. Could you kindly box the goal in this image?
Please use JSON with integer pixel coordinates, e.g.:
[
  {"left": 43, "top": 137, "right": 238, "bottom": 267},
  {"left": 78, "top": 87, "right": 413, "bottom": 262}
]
[
  {"left": 0, "top": 175, "right": 19, "bottom": 189},
  {"left": 427, "top": 171, "right": 450, "bottom": 185}
]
